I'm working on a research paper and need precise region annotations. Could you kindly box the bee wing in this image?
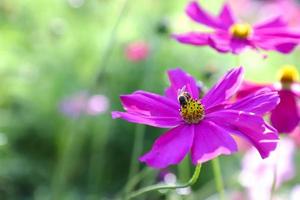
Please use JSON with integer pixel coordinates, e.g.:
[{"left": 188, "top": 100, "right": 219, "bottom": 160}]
[{"left": 177, "top": 85, "right": 187, "bottom": 96}]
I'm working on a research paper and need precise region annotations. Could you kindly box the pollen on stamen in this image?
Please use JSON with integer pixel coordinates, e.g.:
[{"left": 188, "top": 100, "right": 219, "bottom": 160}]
[
  {"left": 179, "top": 99, "right": 205, "bottom": 124},
  {"left": 278, "top": 65, "right": 299, "bottom": 84},
  {"left": 229, "top": 23, "right": 252, "bottom": 39}
]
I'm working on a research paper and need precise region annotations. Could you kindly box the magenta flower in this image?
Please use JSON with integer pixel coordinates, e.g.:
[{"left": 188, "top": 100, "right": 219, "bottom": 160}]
[
  {"left": 237, "top": 65, "right": 300, "bottom": 133},
  {"left": 173, "top": 1, "right": 300, "bottom": 54},
  {"left": 112, "top": 67, "right": 279, "bottom": 168}
]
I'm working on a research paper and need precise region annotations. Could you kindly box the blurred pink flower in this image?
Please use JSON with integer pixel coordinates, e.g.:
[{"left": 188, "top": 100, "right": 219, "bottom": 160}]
[
  {"left": 236, "top": 65, "right": 300, "bottom": 134},
  {"left": 239, "top": 137, "right": 296, "bottom": 200},
  {"left": 59, "top": 92, "right": 87, "bottom": 118},
  {"left": 157, "top": 169, "right": 191, "bottom": 195},
  {"left": 125, "top": 41, "right": 149, "bottom": 62},
  {"left": 86, "top": 95, "right": 110, "bottom": 115},
  {"left": 59, "top": 92, "right": 109, "bottom": 118}
]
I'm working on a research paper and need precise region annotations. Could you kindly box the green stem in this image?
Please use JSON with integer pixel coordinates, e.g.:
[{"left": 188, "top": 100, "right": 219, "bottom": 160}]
[
  {"left": 122, "top": 167, "right": 152, "bottom": 196},
  {"left": 92, "top": 0, "right": 131, "bottom": 88},
  {"left": 128, "top": 125, "right": 146, "bottom": 180},
  {"left": 212, "top": 158, "right": 225, "bottom": 200},
  {"left": 178, "top": 156, "right": 191, "bottom": 182},
  {"left": 126, "top": 164, "right": 202, "bottom": 200},
  {"left": 270, "top": 160, "right": 278, "bottom": 200}
]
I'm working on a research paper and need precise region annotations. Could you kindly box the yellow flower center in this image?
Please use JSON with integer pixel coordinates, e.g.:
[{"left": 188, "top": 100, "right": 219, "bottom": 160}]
[
  {"left": 179, "top": 98, "right": 205, "bottom": 124},
  {"left": 229, "top": 23, "right": 252, "bottom": 39},
  {"left": 278, "top": 65, "right": 299, "bottom": 84}
]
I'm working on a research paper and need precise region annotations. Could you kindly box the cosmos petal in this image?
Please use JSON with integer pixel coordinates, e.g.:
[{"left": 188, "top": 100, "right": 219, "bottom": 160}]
[
  {"left": 191, "top": 120, "right": 237, "bottom": 164},
  {"left": 120, "top": 90, "right": 179, "bottom": 117},
  {"left": 229, "top": 38, "right": 251, "bottom": 54},
  {"left": 236, "top": 81, "right": 273, "bottom": 99},
  {"left": 208, "top": 32, "right": 232, "bottom": 53},
  {"left": 202, "top": 67, "right": 244, "bottom": 110},
  {"left": 229, "top": 89, "right": 280, "bottom": 115},
  {"left": 112, "top": 90, "right": 182, "bottom": 128},
  {"left": 165, "top": 68, "right": 200, "bottom": 101},
  {"left": 253, "top": 36, "right": 300, "bottom": 54},
  {"left": 273, "top": 40, "right": 300, "bottom": 54},
  {"left": 139, "top": 125, "right": 194, "bottom": 168},
  {"left": 186, "top": 1, "right": 226, "bottom": 29},
  {"left": 270, "top": 90, "right": 300, "bottom": 133},
  {"left": 254, "top": 16, "right": 287, "bottom": 30},
  {"left": 207, "top": 110, "right": 278, "bottom": 159},
  {"left": 218, "top": 4, "right": 235, "bottom": 28},
  {"left": 255, "top": 29, "right": 300, "bottom": 38},
  {"left": 172, "top": 32, "right": 210, "bottom": 46},
  {"left": 112, "top": 111, "right": 181, "bottom": 128},
  {"left": 291, "top": 82, "right": 300, "bottom": 97}
]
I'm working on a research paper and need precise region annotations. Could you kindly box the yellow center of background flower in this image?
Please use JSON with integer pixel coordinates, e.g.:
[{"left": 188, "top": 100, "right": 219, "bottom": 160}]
[
  {"left": 180, "top": 99, "right": 205, "bottom": 124},
  {"left": 278, "top": 65, "right": 299, "bottom": 84},
  {"left": 229, "top": 23, "right": 252, "bottom": 39}
]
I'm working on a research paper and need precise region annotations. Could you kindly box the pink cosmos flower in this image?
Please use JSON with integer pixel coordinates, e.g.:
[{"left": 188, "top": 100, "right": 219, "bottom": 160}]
[
  {"left": 237, "top": 65, "right": 300, "bottom": 133},
  {"left": 239, "top": 137, "right": 296, "bottom": 200},
  {"left": 125, "top": 41, "right": 149, "bottom": 62},
  {"left": 112, "top": 67, "right": 280, "bottom": 168},
  {"left": 173, "top": 1, "right": 300, "bottom": 54}
]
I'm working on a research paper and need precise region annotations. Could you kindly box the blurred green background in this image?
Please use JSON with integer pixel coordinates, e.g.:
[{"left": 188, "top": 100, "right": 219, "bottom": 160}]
[{"left": 0, "top": 0, "right": 299, "bottom": 199}]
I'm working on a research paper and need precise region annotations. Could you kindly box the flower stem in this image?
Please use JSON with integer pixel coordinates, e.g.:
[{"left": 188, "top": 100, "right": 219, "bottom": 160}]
[
  {"left": 125, "top": 163, "right": 202, "bottom": 200},
  {"left": 270, "top": 162, "right": 278, "bottom": 200},
  {"left": 122, "top": 167, "right": 153, "bottom": 197},
  {"left": 178, "top": 156, "right": 191, "bottom": 182},
  {"left": 128, "top": 125, "right": 146, "bottom": 180},
  {"left": 92, "top": 0, "right": 131, "bottom": 88},
  {"left": 212, "top": 158, "right": 226, "bottom": 200}
]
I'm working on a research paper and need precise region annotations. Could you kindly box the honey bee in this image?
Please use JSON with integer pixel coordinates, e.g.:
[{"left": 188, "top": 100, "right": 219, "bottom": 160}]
[{"left": 177, "top": 87, "right": 191, "bottom": 106}]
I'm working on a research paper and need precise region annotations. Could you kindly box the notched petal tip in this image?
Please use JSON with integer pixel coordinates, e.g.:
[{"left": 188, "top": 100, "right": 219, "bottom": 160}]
[
  {"left": 193, "top": 146, "right": 236, "bottom": 165},
  {"left": 258, "top": 138, "right": 279, "bottom": 159},
  {"left": 207, "top": 110, "right": 279, "bottom": 160}
]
